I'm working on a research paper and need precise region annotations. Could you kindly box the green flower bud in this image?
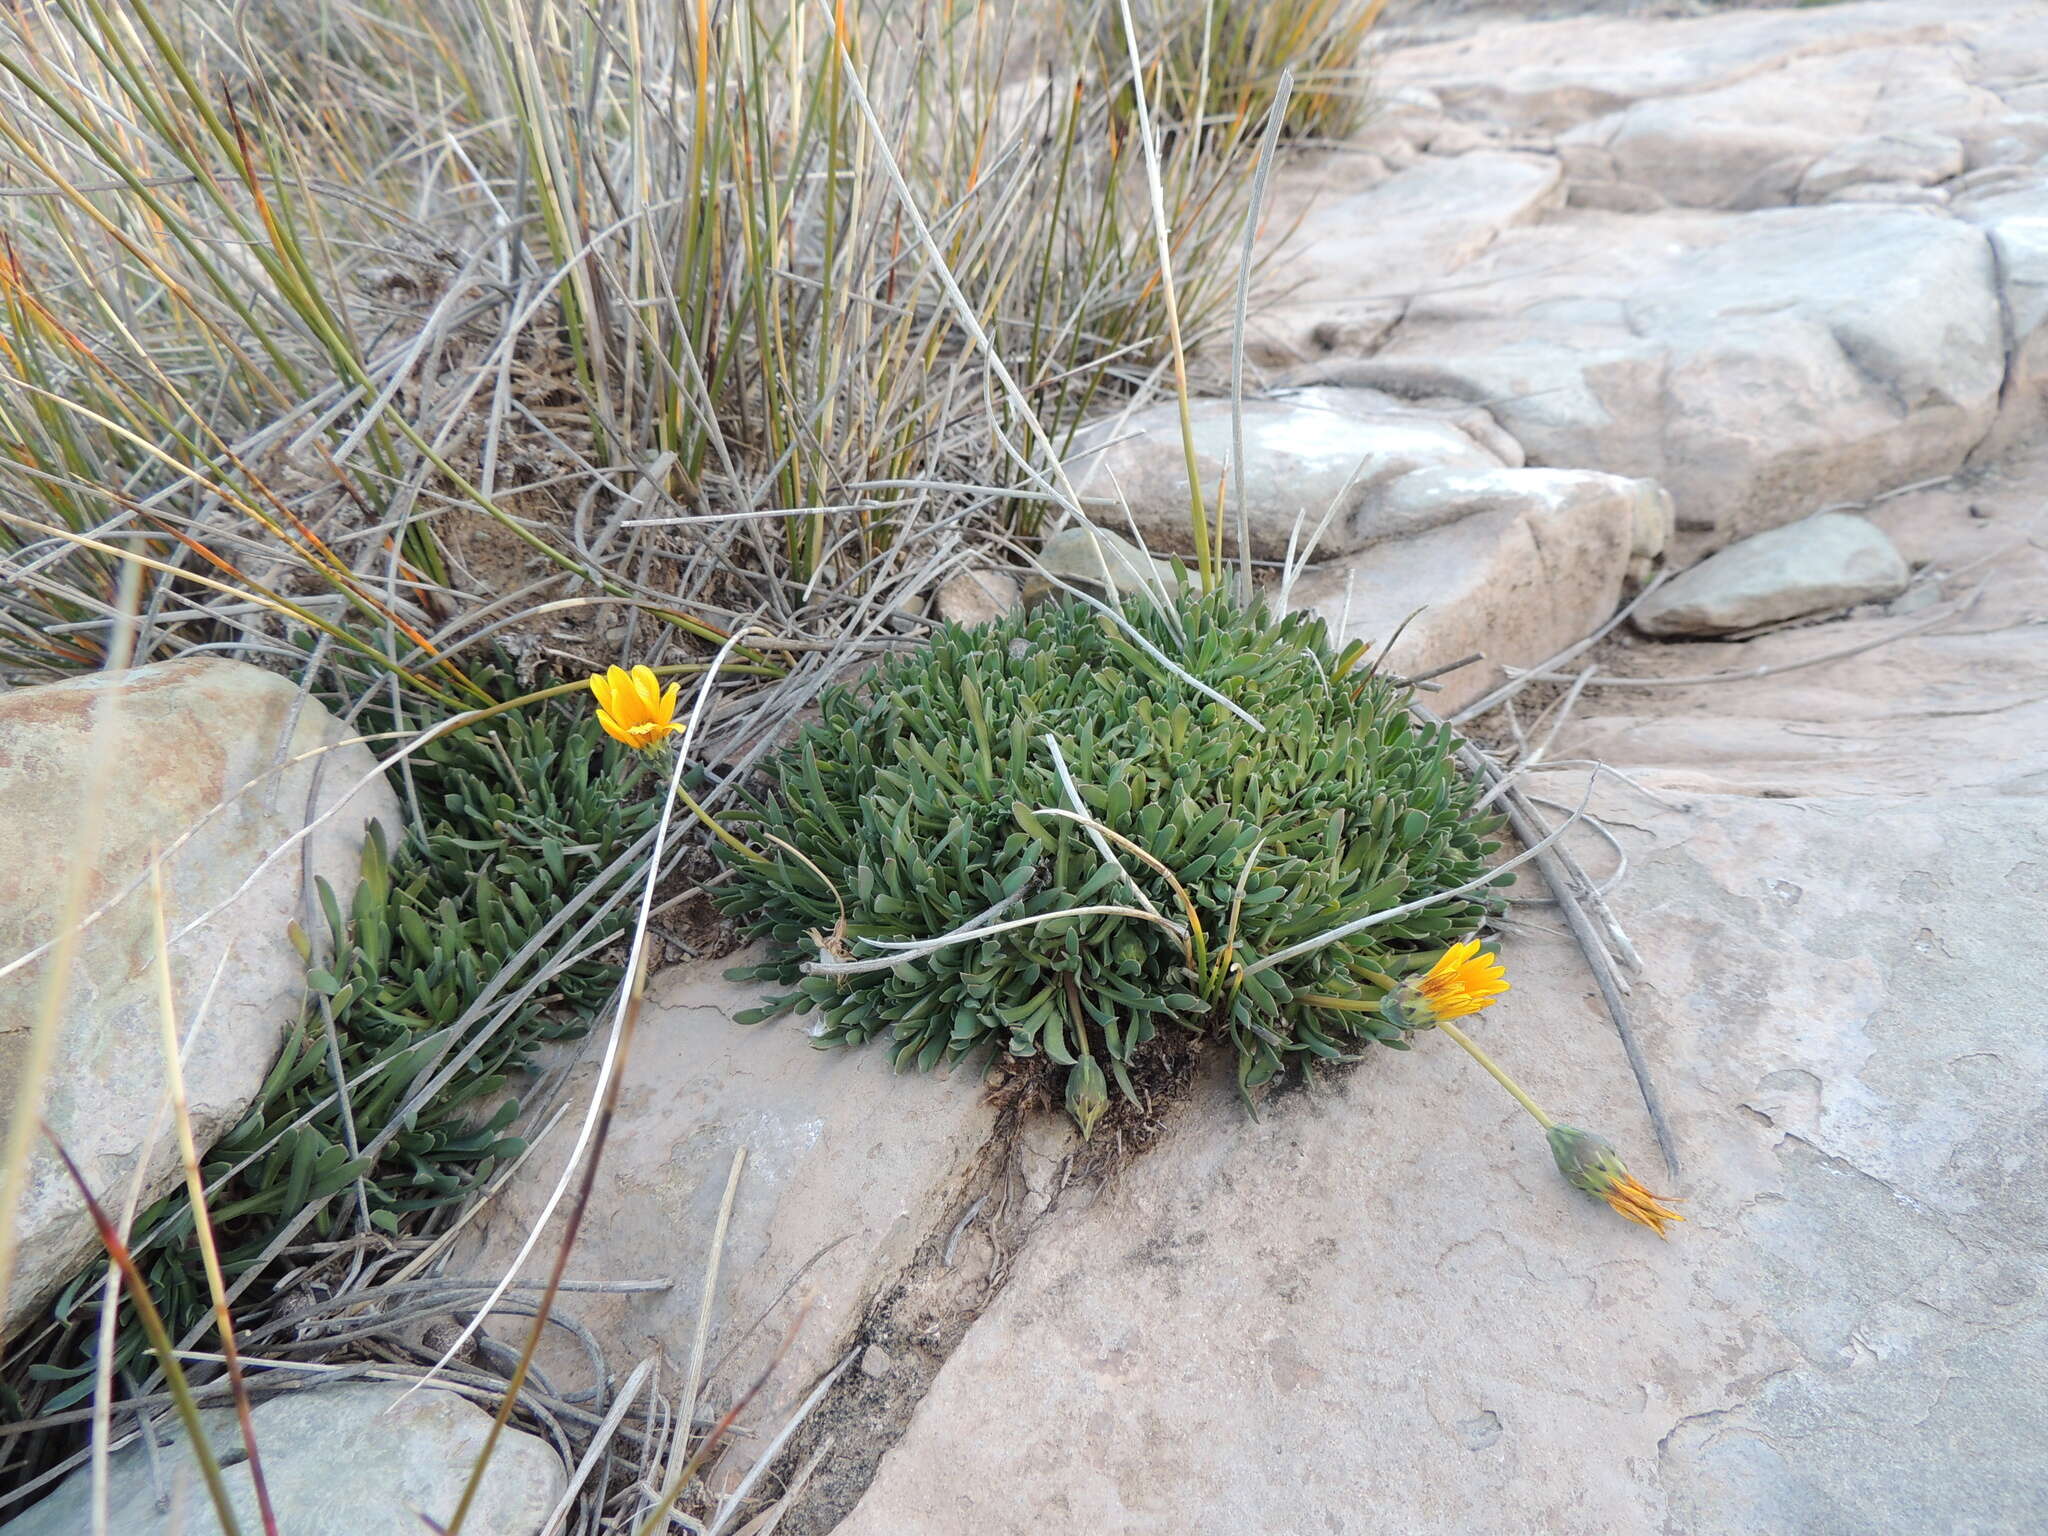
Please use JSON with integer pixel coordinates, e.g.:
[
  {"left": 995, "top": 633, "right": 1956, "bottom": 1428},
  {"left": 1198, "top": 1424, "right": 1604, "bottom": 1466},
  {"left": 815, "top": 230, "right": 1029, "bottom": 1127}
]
[
  {"left": 1546, "top": 1124, "right": 1625, "bottom": 1192},
  {"left": 1546, "top": 1125, "right": 1684, "bottom": 1238},
  {"left": 1066, "top": 1054, "right": 1109, "bottom": 1139}
]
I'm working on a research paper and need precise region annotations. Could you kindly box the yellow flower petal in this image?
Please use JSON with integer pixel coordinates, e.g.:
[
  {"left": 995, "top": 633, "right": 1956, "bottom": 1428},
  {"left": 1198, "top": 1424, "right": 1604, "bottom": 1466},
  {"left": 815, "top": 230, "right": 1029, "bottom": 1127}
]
[
  {"left": 1604, "top": 1175, "right": 1686, "bottom": 1240},
  {"left": 629, "top": 664, "right": 663, "bottom": 716},
  {"left": 1407, "top": 939, "right": 1509, "bottom": 1023},
  {"left": 596, "top": 709, "right": 638, "bottom": 749}
]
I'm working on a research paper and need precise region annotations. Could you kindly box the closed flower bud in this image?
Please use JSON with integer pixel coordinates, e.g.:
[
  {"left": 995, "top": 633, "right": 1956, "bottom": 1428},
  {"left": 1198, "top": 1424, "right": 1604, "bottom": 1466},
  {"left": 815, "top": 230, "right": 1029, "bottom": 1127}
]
[
  {"left": 1546, "top": 1124, "right": 1684, "bottom": 1239},
  {"left": 1066, "top": 1054, "right": 1109, "bottom": 1140}
]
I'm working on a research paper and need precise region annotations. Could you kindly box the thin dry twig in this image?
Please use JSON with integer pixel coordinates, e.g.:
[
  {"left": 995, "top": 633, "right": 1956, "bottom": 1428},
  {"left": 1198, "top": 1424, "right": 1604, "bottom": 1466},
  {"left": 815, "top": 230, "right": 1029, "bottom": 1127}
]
[
  {"left": 1499, "top": 579, "right": 1987, "bottom": 692},
  {"left": 1475, "top": 751, "right": 1677, "bottom": 1177}
]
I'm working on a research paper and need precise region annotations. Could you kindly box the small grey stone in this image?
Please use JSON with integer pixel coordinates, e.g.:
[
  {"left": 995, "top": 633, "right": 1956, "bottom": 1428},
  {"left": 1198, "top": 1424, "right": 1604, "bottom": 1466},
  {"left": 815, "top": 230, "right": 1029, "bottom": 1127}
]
[
  {"left": 1024, "top": 525, "right": 1182, "bottom": 606},
  {"left": 0, "top": 1382, "right": 563, "bottom": 1536},
  {"left": 420, "top": 1319, "right": 481, "bottom": 1367},
  {"left": 1633, "top": 512, "right": 1909, "bottom": 637},
  {"left": 861, "top": 1343, "right": 898, "bottom": 1380},
  {"left": 933, "top": 569, "right": 1022, "bottom": 628}
]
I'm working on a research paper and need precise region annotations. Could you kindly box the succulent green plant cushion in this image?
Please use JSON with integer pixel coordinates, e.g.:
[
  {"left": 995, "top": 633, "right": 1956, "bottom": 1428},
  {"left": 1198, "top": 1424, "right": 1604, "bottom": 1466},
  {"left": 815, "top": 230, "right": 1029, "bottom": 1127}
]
[{"left": 717, "top": 591, "right": 1509, "bottom": 1128}]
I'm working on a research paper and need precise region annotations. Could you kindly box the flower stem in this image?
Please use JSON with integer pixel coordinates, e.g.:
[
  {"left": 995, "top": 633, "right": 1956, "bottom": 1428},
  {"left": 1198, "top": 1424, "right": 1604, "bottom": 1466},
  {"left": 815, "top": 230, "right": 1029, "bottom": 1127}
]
[
  {"left": 1434, "top": 1018, "right": 1555, "bottom": 1130},
  {"left": 675, "top": 781, "right": 766, "bottom": 862}
]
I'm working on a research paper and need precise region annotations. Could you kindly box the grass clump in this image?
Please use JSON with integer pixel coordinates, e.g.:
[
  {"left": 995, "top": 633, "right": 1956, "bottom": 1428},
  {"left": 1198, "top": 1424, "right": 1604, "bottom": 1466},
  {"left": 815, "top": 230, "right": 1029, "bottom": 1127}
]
[
  {"left": 1110, "top": 0, "right": 1386, "bottom": 144},
  {"left": 0, "top": 0, "right": 1272, "bottom": 700},
  {"left": 718, "top": 589, "right": 1510, "bottom": 1129}
]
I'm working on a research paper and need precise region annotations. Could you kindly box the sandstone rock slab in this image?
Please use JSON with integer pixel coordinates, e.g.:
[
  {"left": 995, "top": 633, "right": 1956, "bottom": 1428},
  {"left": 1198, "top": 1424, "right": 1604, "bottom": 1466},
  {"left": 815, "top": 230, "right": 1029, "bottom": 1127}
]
[
  {"left": 1299, "top": 204, "right": 2005, "bottom": 555},
  {"left": 1632, "top": 511, "right": 1908, "bottom": 637},
  {"left": 1799, "top": 130, "right": 1965, "bottom": 204},
  {"left": 1287, "top": 467, "right": 1643, "bottom": 711},
  {"left": 1254, "top": 0, "right": 2048, "bottom": 558},
  {"left": 1382, "top": 1, "right": 2029, "bottom": 139},
  {"left": 835, "top": 784, "right": 2048, "bottom": 1536},
  {"left": 0, "top": 658, "right": 397, "bottom": 1339},
  {"left": 446, "top": 955, "right": 1008, "bottom": 1473},
  {"left": 1063, "top": 388, "right": 1513, "bottom": 562},
  {"left": 0, "top": 1381, "right": 563, "bottom": 1536},
  {"left": 1248, "top": 151, "right": 1563, "bottom": 365},
  {"left": 1558, "top": 46, "right": 1994, "bottom": 211}
]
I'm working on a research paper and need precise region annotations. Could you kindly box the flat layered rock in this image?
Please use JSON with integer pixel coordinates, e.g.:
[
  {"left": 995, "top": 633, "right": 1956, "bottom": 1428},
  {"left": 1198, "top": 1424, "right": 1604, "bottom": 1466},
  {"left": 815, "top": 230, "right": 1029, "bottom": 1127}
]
[
  {"left": 1294, "top": 203, "right": 2005, "bottom": 557},
  {"left": 1381, "top": 0, "right": 2034, "bottom": 138},
  {"left": 1246, "top": 150, "right": 1564, "bottom": 366},
  {"left": 833, "top": 469, "right": 2048, "bottom": 1536},
  {"left": 836, "top": 791, "right": 2048, "bottom": 1536},
  {"left": 1243, "top": 0, "right": 2048, "bottom": 559},
  {"left": 446, "top": 956, "right": 1016, "bottom": 1472},
  {"left": 1557, "top": 44, "right": 2003, "bottom": 211}
]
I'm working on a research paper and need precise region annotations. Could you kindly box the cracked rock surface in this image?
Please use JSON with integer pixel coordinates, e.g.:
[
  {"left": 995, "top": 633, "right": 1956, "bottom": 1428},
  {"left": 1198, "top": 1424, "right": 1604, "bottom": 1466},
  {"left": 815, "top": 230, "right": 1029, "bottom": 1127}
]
[
  {"left": 819, "top": 4, "right": 2048, "bottom": 1527},
  {"left": 830, "top": 434, "right": 2048, "bottom": 1536}
]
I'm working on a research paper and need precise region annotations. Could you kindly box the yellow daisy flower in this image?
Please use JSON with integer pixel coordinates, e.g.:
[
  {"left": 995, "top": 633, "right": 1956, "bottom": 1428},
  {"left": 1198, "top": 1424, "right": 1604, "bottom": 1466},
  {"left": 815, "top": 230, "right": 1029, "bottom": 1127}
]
[
  {"left": 1404, "top": 938, "right": 1510, "bottom": 1024},
  {"left": 589, "top": 664, "right": 679, "bottom": 751}
]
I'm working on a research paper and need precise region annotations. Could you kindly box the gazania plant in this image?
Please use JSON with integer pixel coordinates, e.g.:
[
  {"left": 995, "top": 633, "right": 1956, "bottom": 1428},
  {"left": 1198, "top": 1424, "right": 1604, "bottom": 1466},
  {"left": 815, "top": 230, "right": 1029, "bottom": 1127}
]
[
  {"left": 601, "top": 588, "right": 1678, "bottom": 1237},
  {"left": 715, "top": 589, "right": 1505, "bottom": 1122}
]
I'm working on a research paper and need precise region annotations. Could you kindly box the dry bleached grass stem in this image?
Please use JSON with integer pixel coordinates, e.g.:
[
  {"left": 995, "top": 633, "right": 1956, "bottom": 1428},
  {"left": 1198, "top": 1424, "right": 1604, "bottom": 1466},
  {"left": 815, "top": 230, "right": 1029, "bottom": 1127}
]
[{"left": 1467, "top": 747, "right": 1678, "bottom": 1180}]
